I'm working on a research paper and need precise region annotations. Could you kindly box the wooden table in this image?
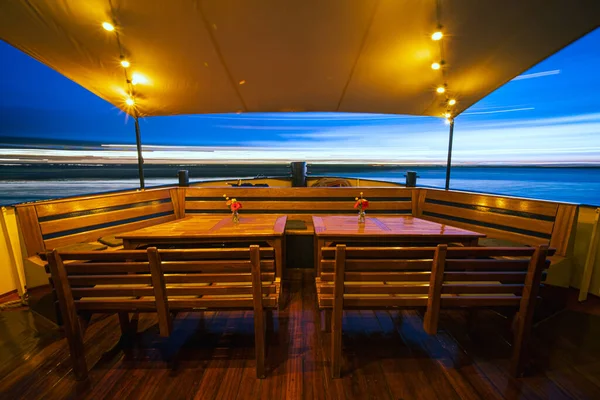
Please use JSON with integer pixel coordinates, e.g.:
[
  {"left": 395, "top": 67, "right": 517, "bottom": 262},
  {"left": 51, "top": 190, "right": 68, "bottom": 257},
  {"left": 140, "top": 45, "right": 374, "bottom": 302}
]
[
  {"left": 312, "top": 215, "right": 486, "bottom": 274},
  {"left": 117, "top": 215, "right": 287, "bottom": 277}
]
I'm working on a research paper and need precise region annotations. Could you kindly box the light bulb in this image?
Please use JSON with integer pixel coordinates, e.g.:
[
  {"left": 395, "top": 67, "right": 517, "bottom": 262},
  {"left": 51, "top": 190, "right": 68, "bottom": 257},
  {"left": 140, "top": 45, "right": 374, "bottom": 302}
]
[
  {"left": 121, "top": 60, "right": 130, "bottom": 68},
  {"left": 448, "top": 99, "right": 456, "bottom": 106},
  {"left": 102, "top": 22, "right": 115, "bottom": 31},
  {"left": 436, "top": 86, "right": 446, "bottom": 94},
  {"left": 432, "top": 31, "right": 443, "bottom": 41},
  {"left": 131, "top": 72, "right": 148, "bottom": 85},
  {"left": 431, "top": 62, "right": 441, "bottom": 70},
  {"left": 125, "top": 97, "right": 135, "bottom": 106},
  {"left": 444, "top": 112, "right": 452, "bottom": 118}
]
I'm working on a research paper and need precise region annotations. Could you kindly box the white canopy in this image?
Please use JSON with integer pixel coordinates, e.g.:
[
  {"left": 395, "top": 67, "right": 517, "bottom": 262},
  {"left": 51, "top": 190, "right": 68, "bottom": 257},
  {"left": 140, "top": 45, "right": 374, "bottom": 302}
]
[{"left": 1, "top": 0, "right": 598, "bottom": 117}]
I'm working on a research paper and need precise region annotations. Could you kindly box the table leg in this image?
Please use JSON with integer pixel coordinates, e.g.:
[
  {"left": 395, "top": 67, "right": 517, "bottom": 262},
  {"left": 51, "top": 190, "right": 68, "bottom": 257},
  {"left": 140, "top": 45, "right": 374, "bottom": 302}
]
[
  {"left": 123, "top": 239, "right": 135, "bottom": 250},
  {"left": 467, "top": 238, "right": 480, "bottom": 247}
]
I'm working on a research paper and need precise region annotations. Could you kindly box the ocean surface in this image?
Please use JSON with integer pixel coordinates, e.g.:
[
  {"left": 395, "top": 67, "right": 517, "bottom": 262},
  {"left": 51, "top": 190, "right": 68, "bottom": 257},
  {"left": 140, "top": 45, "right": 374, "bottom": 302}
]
[{"left": 0, "top": 165, "right": 599, "bottom": 206}]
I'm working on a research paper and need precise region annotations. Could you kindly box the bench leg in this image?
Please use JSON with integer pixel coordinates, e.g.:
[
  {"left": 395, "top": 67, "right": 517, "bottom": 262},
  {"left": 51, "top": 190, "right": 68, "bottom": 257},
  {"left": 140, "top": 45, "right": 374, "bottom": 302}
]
[
  {"left": 118, "top": 312, "right": 132, "bottom": 336},
  {"left": 63, "top": 314, "right": 88, "bottom": 381},
  {"left": 510, "top": 311, "right": 532, "bottom": 377},
  {"left": 331, "top": 308, "right": 342, "bottom": 378},
  {"left": 254, "top": 310, "right": 266, "bottom": 379}
]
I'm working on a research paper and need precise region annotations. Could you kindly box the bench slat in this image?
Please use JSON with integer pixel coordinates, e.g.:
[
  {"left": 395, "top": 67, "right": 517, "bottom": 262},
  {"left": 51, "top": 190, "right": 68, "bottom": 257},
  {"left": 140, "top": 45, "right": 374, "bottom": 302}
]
[
  {"left": 186, "top": 200, "right": 411, "bottom": 211},
  {"left": 71, "top": 285, "right": 278, "bottom": 297},
  {"left": 74, "top": 297, "right": 278, "bottom": 310},
  {"left": 40, "top": 202, "right": 174, "bottom": 235},
  {"left": 44, "top": 214, "right": 176, "bottom": 249},
  {"left": 158, "top": 248, "right": 274, "bottom": 260},
  {"left": 424, "top": 189, "right": 558, "bottom": 217},
  {"left": 423, "top": 202, "right": 554, "bottom": 235},
  {"left": 35, "top": 189, "right": 172, "bottom": 218}
]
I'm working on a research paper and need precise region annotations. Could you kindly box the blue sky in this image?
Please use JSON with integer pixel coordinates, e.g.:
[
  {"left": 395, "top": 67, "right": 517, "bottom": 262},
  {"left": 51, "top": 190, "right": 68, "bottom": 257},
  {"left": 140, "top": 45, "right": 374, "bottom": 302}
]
[{"left": 0, "top": 28, "right": 599, "bottom": 165}]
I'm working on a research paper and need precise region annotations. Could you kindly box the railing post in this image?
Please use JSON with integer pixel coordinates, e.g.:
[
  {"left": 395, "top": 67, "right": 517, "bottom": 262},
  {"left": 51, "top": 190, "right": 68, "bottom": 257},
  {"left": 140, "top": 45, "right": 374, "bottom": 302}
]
[
  {"left": 178, "top": 170, "right": 189, "bottom": 187},
  {"left": 445, "top": 119, "right": 455, "bottom": 190},
  {"left": 134, "top": 115, "right": 145, "bottom": 190},
  {"left": 291, "top": 161, "right": 307, "bottom": 187}
]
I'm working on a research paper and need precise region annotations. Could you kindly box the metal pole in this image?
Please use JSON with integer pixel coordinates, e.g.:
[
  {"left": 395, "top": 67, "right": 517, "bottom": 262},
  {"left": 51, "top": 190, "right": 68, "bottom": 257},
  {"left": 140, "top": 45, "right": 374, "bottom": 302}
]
[
  {"left": 444, "top": 119, "right": 454, "bottom": 190},
  {"left": 134, "top": 115, "right": 145, "bottom": 190}
]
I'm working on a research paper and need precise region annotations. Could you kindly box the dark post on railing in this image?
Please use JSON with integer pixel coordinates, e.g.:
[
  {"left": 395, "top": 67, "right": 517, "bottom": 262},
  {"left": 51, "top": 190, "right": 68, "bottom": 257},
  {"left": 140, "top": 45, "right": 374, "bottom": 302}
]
[
  {"left": 178, "top": 170, "right": 189, "bottom": 187},
  {"left": 291, "top": 162, "right": 307, "bottom": 187},
  {"left": 405, "top": 171, "right": 418, "bottom": 187},
  {"left": 445, "top": 119, "right": 455, "bottom": 190},
  {"left": 134, "top": 115, "right": 145, "bottom": 190}
]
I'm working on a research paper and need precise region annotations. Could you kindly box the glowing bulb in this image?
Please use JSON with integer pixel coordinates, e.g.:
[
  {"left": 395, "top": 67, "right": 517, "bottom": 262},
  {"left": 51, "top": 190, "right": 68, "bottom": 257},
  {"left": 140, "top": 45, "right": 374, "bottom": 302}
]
[
  {"left": 436, "top": 86, "right": 446, "bottom": 94},
  {"left": 448, "top": 99, "right": 456, "bottom": 106},
  {"left": 431, "top": 62, "right": 441, "bottom": 70},
  {"left": 432, "top": 31, "right": 443, "bottom": 41},
  {"left": 120, "top": 60, "right": 130, "bottom": 68},
  {"left": 131, "top": 72, "right": 148, "bottom": 85},
  {"left": 125, "top": 97, "right": 135, "bottom": 106},
  {"left": 444, "top": 112, "right": 452, "bottom": 118},
  {"left": 102, "top": 22, "right": 115, "bottom": 31}
]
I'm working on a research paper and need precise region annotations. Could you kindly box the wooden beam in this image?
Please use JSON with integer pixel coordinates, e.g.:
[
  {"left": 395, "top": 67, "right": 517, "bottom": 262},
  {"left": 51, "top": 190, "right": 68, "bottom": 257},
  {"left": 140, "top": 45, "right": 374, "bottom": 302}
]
[
  {"left": 331, "top": 244, "right": 346, "bottom": 378},
  {"left": 423, "top": 244, "right": 447, "bottom": 334},
  {"left": 250, "top": 245, "right": 266, "bottom": 378},
  {"left": 148, "top": 247, "right": 172, "bottom": 337}
]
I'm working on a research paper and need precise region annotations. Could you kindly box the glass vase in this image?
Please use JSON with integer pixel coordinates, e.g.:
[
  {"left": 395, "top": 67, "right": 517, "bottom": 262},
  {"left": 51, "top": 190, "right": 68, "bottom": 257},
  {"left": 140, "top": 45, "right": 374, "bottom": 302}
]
[
  {"left": 232, "top": 210, "right": 239, "bottom": 224},
  {"left": 358, "top": 209, "right": 366, "bottom": 223}
]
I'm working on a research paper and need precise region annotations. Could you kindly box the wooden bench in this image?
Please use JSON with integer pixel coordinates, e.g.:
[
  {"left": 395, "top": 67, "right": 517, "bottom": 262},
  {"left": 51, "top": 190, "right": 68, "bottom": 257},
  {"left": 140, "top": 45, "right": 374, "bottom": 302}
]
[
  {"left": 47, "top": 245, "right": 278, "bottom": 381},
  {"left": 16, "top": 188, "right": 182, "bottom": 273},
  {"left": 316, "top": 244, "right": 552, "bottom": 378},
  {"left": 416, "top": 188, "right": 577, "bottom": 260}
]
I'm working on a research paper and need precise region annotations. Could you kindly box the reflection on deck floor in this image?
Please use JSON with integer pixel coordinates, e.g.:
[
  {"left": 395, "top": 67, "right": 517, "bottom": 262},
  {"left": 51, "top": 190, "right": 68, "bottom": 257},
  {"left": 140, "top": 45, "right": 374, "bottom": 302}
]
[{"left": 1, "top": 277, "right": 599, "bottom": 399}]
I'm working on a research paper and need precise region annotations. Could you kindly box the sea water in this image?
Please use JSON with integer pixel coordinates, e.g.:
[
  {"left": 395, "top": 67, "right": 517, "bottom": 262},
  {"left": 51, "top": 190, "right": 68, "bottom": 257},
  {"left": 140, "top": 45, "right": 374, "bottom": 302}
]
[{"left": 1, "top": 166, "right": 599, "bottom": 206}]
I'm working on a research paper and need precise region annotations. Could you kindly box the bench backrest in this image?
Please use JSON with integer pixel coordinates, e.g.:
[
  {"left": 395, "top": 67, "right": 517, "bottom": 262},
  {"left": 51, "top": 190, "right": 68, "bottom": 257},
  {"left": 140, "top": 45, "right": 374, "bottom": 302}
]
[
  {"left": 185, "top": 187, "right": 416, "bottom": 216},
  {"left": 17, "top": 188, "right": 181, "bottom": 256},
  {"left": 47, "top": 245, "right": 276, "bottom": 336},
  {"left": 320, "top": 244, "right": 551, "bottom": 332},
  {"left": 416, "top": 189, "right": 577, "bottom": 257}
]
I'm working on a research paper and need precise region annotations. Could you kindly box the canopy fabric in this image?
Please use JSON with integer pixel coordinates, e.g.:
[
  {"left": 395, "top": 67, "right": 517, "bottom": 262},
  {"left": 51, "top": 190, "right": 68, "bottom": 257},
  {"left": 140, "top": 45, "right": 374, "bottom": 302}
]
[{"left": 1, "top": 0, "right": 599, "bottom": 118}]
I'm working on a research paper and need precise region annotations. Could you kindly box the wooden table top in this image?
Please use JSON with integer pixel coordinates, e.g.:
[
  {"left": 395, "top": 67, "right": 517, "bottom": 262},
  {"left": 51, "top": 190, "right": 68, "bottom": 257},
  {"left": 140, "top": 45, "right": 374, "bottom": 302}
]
[
  {"left": 312, "top": 215, "right": 486, "bottom": 239},
  {"left": 117, "top": 215, "right": 287, "bottom": 239}
]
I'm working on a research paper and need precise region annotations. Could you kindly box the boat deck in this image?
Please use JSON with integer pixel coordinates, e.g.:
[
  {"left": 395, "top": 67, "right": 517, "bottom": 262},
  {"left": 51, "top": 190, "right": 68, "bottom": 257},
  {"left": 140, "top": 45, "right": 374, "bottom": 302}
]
[{"left": 1, "top": 275, "right": 599, "bottom": 400}]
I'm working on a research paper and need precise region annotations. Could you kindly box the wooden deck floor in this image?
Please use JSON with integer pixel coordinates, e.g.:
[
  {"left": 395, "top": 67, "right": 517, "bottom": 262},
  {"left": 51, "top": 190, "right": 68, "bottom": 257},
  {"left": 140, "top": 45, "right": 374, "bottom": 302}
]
[{"left": 1, "top": 276, "right": 600, "bottom": 400}]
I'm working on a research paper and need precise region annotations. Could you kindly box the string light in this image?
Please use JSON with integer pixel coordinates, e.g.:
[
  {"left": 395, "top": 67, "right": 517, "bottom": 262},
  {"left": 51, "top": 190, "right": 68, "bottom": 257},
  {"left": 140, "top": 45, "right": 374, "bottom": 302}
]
[
  {"left": 448, "top": 99, "right": 456, "bottom": 106},
  {"left": 431, "top": 31, "right": 443, "bottom": 41},
  {"left": 444, "top": 112, "right": 452, "bottom": 118},
  {"left": 102, "top": 22, "right": 115, "bottom": 31},
  {"left": 120, "top": 60, "right": 130, "bottom": 68},
  {"left": 125, "top": 97, "right": 135, "bottom": 106},
  {"left": 436, "top": 86, "right": 446, "bottom": 94},
  {"left": 431, "top": 62, "right": 441, "bottom": 70}
]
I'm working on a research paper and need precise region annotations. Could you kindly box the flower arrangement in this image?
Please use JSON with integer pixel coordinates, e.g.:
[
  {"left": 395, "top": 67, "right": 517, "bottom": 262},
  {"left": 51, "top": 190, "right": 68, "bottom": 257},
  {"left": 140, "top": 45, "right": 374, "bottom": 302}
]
[
  {"left": 354, "top": 192, "right": 369, "bottom": 223},
  {"left": 224, "top": 194, "right": 242, "bottom": 223}
]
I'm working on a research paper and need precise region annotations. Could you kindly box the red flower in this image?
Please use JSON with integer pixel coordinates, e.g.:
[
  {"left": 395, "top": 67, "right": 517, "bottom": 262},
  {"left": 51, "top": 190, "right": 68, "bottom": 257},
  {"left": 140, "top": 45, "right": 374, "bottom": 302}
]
[
  {"left": 231, "top": 202, "right": 242, "bottom": 211},
  {"left": 354, "top": 199, "right": 369, "bottom": 209}
]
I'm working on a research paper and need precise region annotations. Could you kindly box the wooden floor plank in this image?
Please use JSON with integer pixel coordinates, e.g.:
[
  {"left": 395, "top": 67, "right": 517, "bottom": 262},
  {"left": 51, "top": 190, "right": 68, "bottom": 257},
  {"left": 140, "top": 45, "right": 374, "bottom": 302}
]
[{"left": 1, "top": 282, "right": 600, "bottom": 400}]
